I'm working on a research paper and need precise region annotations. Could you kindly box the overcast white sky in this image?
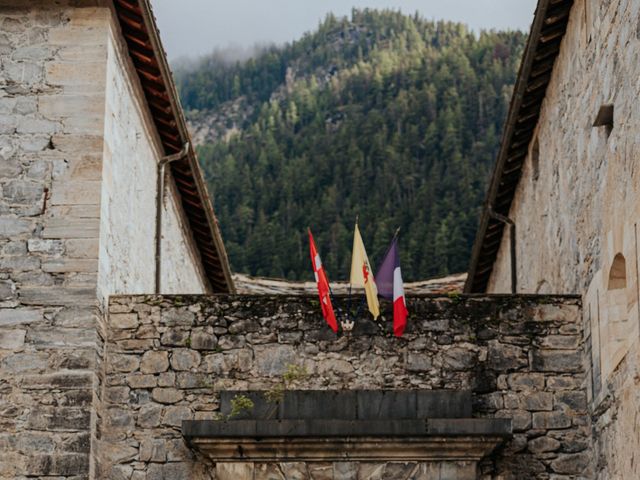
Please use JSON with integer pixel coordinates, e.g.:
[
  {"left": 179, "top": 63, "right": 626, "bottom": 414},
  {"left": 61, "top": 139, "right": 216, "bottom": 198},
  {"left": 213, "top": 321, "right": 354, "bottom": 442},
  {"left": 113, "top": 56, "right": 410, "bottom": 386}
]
[{"left": 151, "top": 0, "right": 538, "bottom": 61}]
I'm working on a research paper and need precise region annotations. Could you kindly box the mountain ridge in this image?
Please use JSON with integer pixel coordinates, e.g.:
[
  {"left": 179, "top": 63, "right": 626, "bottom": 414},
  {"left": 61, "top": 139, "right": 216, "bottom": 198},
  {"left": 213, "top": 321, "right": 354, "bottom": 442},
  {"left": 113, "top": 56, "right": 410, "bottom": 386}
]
[{"left": 175, "top": 9, "right": 527, "bottom": 281}]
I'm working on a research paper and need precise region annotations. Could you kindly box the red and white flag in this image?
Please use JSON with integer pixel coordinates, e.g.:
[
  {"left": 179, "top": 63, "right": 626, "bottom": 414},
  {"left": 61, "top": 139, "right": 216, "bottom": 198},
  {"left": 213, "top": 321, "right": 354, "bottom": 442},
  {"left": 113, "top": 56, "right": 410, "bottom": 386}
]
[{"left": 308, "top": 229, "right": 338, "bottom": 332}]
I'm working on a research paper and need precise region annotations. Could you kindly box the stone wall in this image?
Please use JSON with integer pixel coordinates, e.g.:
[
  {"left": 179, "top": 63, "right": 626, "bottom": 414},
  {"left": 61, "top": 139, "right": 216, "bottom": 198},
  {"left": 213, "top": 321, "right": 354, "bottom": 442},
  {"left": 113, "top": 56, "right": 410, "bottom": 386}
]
[
  {"left": 486, "top": 0, "right": 640, "bottom": 476},
  {"left": 99, "top": 19, "right": 207, "bottom": 301},
  {"left": 101, "top": 294, "right": 591, "bottom": 479},
  {"left": 0, "top": 2, "right": 208, "bottom": 478},
  {"left": 0, "top": 3, "right": 109, "bottom": 478}
]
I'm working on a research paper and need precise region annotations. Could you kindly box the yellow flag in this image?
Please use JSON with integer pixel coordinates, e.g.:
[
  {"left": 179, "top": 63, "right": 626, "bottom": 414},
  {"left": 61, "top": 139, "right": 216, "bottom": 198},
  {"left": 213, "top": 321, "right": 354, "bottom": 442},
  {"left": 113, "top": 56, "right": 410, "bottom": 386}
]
[{"left": 350, "top": 223, "right": 380, "bottom": 319}]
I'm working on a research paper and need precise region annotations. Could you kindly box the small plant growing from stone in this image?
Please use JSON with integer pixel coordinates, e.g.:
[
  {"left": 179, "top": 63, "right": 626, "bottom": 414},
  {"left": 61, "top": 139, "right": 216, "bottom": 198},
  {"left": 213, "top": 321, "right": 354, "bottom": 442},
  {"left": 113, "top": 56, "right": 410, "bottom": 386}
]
[
  {"left": 214, "top": 394, "right": 254, "bottom": 421},
  {"left": 264, "top": 363, "right": 309, "bottom": 404}
]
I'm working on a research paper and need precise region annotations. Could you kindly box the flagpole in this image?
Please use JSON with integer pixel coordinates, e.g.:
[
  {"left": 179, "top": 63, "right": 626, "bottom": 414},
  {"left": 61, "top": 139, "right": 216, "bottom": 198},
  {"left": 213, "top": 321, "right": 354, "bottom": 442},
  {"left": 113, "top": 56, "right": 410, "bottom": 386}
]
[{"left": 347, "top": 215, "right": 359, "bottom": 322}]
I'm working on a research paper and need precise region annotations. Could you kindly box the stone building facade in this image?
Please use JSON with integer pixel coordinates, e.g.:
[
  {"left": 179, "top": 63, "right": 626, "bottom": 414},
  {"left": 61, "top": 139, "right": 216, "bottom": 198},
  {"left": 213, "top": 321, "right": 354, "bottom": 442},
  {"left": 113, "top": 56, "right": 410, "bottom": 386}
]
[
  {"left": 467, "top": 0, "right": 640, "bottom": 477},
  {"left": 1, "top": 0, "right": 631, "bottom": 479},
  {"left": 0, "top": 1, "right": 233, "bottom": 478},
  {"left": 102, "top": 295, "right": 589, "bottom": 479}
]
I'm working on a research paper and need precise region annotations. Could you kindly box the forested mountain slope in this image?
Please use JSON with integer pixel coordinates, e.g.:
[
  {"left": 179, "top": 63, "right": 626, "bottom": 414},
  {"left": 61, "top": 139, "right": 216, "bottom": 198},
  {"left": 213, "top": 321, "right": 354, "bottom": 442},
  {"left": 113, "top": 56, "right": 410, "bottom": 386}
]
[{"left": 174, "top": 10, "right": 526, "bottom": 280}]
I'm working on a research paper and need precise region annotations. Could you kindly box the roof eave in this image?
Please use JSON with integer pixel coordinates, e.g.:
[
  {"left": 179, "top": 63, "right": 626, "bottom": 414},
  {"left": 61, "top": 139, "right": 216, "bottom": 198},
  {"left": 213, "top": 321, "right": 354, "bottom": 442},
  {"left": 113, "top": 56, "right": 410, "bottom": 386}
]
[
  {"left": 464, "top": 0, "right": 575, "bottom": 293},
  {"left": 113, "top": 0, "right": 235, "bottom": 293}
]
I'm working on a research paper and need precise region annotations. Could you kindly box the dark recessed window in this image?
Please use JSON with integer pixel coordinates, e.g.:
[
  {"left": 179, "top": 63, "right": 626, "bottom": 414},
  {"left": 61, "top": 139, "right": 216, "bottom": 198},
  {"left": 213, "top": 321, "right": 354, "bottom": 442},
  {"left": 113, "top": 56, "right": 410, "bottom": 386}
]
[
  {"left": 593, "top": 104, "right": 614, "bottom": 138},
  {"left": 531, "top": 138, "right": 540, "bottom": 181}
]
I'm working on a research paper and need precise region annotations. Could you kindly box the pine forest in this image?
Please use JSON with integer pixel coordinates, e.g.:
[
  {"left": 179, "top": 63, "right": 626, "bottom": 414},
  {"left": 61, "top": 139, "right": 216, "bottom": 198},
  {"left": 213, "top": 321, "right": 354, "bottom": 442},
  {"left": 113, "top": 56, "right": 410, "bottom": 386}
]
[{"left": 175, "top": 9, "right": 526, "bottom": 281}]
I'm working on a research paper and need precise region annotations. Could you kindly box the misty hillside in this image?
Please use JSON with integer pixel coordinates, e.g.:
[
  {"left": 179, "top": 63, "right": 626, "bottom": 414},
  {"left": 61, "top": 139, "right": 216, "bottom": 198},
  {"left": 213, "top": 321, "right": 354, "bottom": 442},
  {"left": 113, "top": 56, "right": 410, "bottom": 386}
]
[{"left": 174, "top": 10, "right": 526, "bottom": 281}]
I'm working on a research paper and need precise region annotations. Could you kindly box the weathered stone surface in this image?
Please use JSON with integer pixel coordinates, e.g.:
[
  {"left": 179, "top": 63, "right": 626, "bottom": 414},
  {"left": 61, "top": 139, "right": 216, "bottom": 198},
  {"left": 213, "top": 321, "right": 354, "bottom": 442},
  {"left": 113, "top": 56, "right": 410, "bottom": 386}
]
[
  {"left": 0, "top": 329, "right": 26, "bottom": 349},
  {"left": 162, "top": 405, "right": 193, "bottom": 427},
  {"left": 100, "top": 294, "right": 591, "bottom": 479},
  {"left": 528, "top": 435, "right": 561, "bottom": 453},
  {"left": 530, "top": 350, "right": 581, "bottom": 373},
  {"left": 151, "top": 387, "right": 183, "bottom": 404},
  {"left": 190, "top": 329, "right": 217, "bottom": 350},
  {"left": 522, "top": 392, "right": 553, "bottom": 411},
  {"left": 110, "top": 313, "right": 138, "bottom": 329},
  {"left": 140, "top": 351, "right": 169, "bottom": 374},
  {"left": 550, "top": 453, "right": 591, "bottom": 474},
  {"left": 254, "top": 344, "right": 296, "bottom": 376},
  {"left": 138, "top": 404, "right": 163, "bottom": 428},
  {"left": 532, "top": 411, "right": 571, "bottom": 430},
  {"left": 406, "top": 352, "right": 431, "bottom": 372},
  {"left": 216, "top": 462, "right": 254, "bottom": 479},
  {"left": 110, "top": 354, "right": 140, "bottom": 373},
  {"left": 488, "top": 341, "right": 527, "bottom": 371},
  {"left": 442, "top": 347, "right": 477, "bottom": 370},
  {"left": 0, "top": 308, "right": 41, "bottom": 326},
  {"left": 554, "top": 391, "right": 587, "bottom": 414},
  {"left": 139, "top": 438, "right": 166, "bottom": 462},
  {"left": 160, "top": 329, "right": 189, "bottom": 347},
  {"left": 170, "top": 349, "right": 201, "bottom": 371},
  {"left": 126, "top": 373, "right": 157, "bottom": 389},
  {"left": 507, "top": 373, "right": 545, "bottom": 392}
]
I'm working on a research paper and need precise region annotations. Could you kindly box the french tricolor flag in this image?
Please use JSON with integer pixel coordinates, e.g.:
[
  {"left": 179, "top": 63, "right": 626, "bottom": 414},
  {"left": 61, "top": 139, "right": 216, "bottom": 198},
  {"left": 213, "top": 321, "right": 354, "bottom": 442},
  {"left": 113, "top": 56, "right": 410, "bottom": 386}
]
[{"left": 375, "top": 235, "right": 408, "bottom": 337}]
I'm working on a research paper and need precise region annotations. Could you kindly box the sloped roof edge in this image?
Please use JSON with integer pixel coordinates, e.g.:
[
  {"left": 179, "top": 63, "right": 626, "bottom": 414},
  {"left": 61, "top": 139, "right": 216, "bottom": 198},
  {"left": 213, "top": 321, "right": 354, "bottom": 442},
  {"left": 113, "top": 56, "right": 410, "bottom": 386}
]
[
  {"left": 464, "top": 0, "right": 574, "bottom": 293},
  {"left": 111, "top": 0, "right": 235, "bottom": 293}
]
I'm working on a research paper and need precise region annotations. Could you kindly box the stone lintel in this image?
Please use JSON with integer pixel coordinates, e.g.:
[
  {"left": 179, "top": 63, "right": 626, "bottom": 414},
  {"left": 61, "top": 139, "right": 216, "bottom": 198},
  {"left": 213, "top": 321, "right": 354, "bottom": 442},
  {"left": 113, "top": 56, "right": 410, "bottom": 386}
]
[{"left": 183, "top": 418, "right": 511, "bottom": 462}]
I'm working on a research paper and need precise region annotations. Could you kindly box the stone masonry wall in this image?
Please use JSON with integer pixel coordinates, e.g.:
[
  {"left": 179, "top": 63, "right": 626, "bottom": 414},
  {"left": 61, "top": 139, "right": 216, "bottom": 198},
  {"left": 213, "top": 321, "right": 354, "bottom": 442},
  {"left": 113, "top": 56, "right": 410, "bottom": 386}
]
[
  {"left": 486, "top": 0, "right": 640, "bottom": 477},
  {"left": 0, "top": 2, "right": 209, "bottom": 478},
  {"left": 0, "top": 3, "right": 110, "bottom": 478},
  {"left": 99, "top": 19, "right": 207, "bottom": 301},
  {"left": 102, "top": 294, "right": 590, "bottom": 480}
]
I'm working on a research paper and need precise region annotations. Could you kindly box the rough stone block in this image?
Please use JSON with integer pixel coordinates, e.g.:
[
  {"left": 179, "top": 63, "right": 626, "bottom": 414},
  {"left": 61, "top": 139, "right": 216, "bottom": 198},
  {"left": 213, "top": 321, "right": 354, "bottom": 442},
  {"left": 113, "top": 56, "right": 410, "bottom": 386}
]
[
  {"left": 216, "top": 463, "right": 254, "bottom": 480},
  {"left": 406, "top": 352, "right": 432, "bottom": 372},
  {"left": 532, "top": 411, "right": 571, "bottom": 429},
  {"left": 532, "top": 303, "right": 580, "bottom": 323},
  {"left": 0, "top": 308, "right": 42, "bottom": 326},
  {"left": 170, "top": 349, "right": 201, "bottom": 371},
  {"left": 528, "top": 435, "right": 561, "bottom": 453},
  {"left": 550, "top": 453, "right": 591, "bottom": 474},
  {"left": 42, "top": 258, "right": 97, "bottom": 273},
  {"left": 27, "top": 406, "right": 90, "bottom": 431},
  {"left": 442, "top": 346, "right": 477, "bottom": 370},
  {"left": 110, "top": 313, "right": 138, "bottom": 329},
  {"left": 254, "top": 344, "right": 296, "bottom": 376},
  {"left": 137, "top": 404, "right": 162, "bottom": 428},
  {"left": 139, "top": 438, "right": 166, "bottom": 462},
  {"left": 2, "top": 180, "right": 44, "bottom": 205},
  {"left": 49, "top": 180, "right": 101, "bottom": 205},
  {"left": 42, "top": 218, "right": 99, "bottom": 239},
  {"left": 126, "top": 373, "right": 158, "bottom": 388},
  {"left": 140, "top": 351, "right": 169, "bottom": 374},
  {"left": 110, "top": 354, "right": 140, "bottom": 373},
  {"left": 27, "top": 239, "right": 64, "bottom": 255},
  {"left": 162, "top": 405, "right": 192, "bottom": 427},
  {"left": 0, "top": 329, "right": 26, "bottom": 349},
  {"left": 496, "top": 409, "right": 531, "bottom": 431},
  {"left": 488, "top": 341, "right": 528, "bottom": 371},
  {"left": 161, "top": 308, "right": 195, "bottom": 326},
  {"left": 19, "top": 286, "right": 96, "bottom": 305},
  {"left": 554, "top": 391, "right": 587, "bottom": 414},
  {"left": 530, "top": 350, "right": 582, "bottom": 373},
  {"left": 190, "top": 329, "right": 217, "bottom": 350},
  {"left": 522, "top": 392, "right": 553, "bottom": 411},
  {"left": 151, "top": 387, "right": 183, "bottom": 404},
  {"left": 160, "top": 329, "right": 189, "bottom": 347},
  {"left": 539, "top": 335, "right": 580, "bottom": 349}
]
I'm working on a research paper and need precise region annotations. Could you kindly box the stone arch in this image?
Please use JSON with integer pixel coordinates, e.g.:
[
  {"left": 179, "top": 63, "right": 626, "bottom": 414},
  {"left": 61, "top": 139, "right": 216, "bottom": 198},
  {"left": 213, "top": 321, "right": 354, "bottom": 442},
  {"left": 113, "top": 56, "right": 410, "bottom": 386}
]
[
  {"left": 608, "top": 253, "right": 626, "bottom": 290},
  {"left": 602, "top": 252, "right": 631, "bottom": 379}
]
